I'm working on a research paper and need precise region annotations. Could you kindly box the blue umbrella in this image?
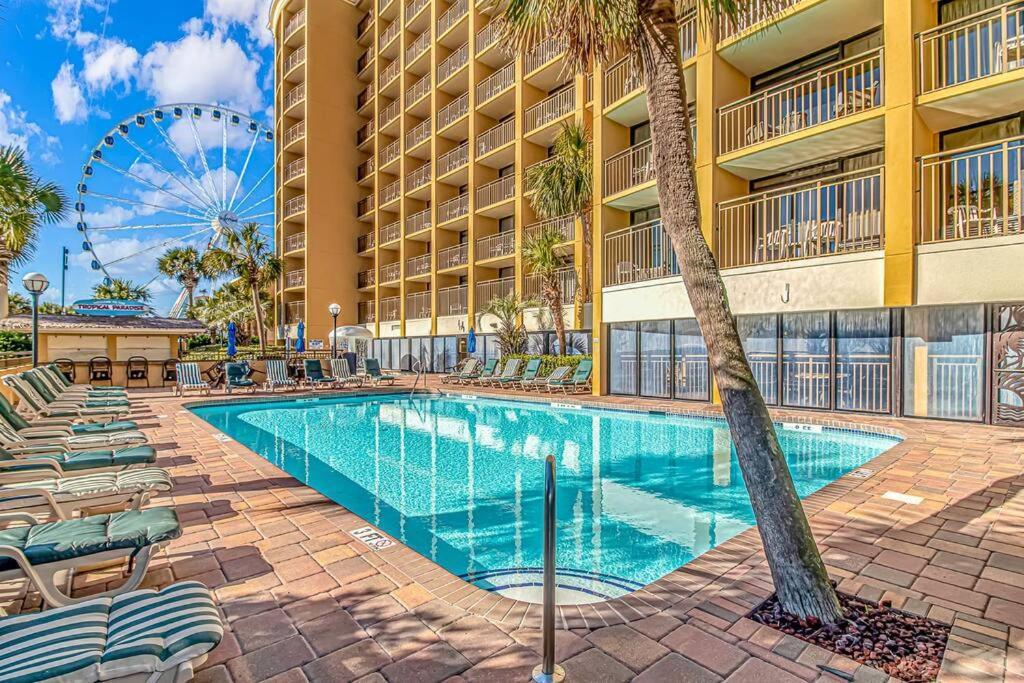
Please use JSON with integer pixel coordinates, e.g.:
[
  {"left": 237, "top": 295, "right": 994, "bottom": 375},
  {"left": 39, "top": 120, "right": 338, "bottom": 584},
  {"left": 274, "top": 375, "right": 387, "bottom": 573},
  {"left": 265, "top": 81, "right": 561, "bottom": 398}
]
[
  {"left": 226, "top": 322, "right": 237, "bottom": 358},
  {"left": 466, "top": 328, "right": 476, "bottom": 354},
  {"left": 295, "top": 321, "right": 306, "bottom": 354}
]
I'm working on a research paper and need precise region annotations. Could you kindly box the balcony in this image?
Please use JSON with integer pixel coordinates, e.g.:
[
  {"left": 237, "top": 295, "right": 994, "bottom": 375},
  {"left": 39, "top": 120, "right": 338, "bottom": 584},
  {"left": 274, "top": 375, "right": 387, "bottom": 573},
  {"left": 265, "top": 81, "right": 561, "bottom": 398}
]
[
  {"left": 917, "top": 1, "right": 1024, "bottom": 131},
  {"left": 919, "top": 136, "right": 1024, "bottom": 245},
  {"left": 476, "top": 231, "right": 515, "bottom": 261},
  {"left": 405, "top": 118, "right": 432, "bottom": 150},
  {"left": 380, "top": 262, "right": 401, "bottom": 283},
  {"left": 525, "top": 86, "right": 574, "bottom": 142},
  {"left": 437, "top": 93, "right": 469, "bottom": 133},
  {"left": 475, "top": 174, "right": 515, "bottom": 211},
  {"left": 406, "top": 31, "right": 431, "bottom": 65},
  {"left": 285, "top": 269, "right": 306, "bottom": 289},
  {"left": 438, "top": 193, "right": 469, "bottom": 224},
  {"left": 358, "top": 269, "right": 376, "bottom": 289},
  {"left": 381, "top": 140, "right": 400, "bottom": 167},
  {"left": 718, "top": 48, "right": 884, "bottom": 179},
  {"left": 357, "top": 50, "right": 374, "bottom": 77},
  {"left": 438, "top": 43, "right": 469, "bottom": 88},
  {"left": 406, "top": 74, "right": 431, "bottom": 108},
  {"left": 284, "top": 195, "right": 306, "bottom": 218},
  {"left": 380, "top": 221, "right": 401, "bottom": 244},
  {"left": 437, "top": 243, "right": 468, "bottom": 269},
  {"left": 357, "top": 121, "right": 375, "bottom": 147},
  {"left": 357, "top": 232, "right": 376, "bottom": 253},
  {"left": 476, "top": 62, "right": 515, "bottom": 115},
  {"left": 437, "top": 0, "right": 468, "bottom": 40},
  {"left": 285, "top": 301, "right": 305, "bottom": 325},
  {"left": 358, "top": 300, "right": 376, "bottom": 324},
  {"left": 475, "top": 21, "right": 503, "bottom": 61},
  {"left": 284, "top": 9, "right": 306, "bottom": 45},
  {"left": 357, "top": 158, "right": 374, "bottom": 183},
  {"left": 603, "top": 140, "right": 656, "bottom": 208},
  {"left": 357, "top": 195, "right": 374, "bottom": 218},
  {"left": 603, "top": 220, "right": 680, "bottom": 287},
  {"left": 357, "top": 84, "right": 374, "bottom": 111},
  {"left": 476, "top": 117, "right": 514, "bottom": 163},
  {"left": 284, "top": 121, "right": 305, "bottom": 148},
  {"left": 284, "top": 83, "right": 305, "bottom": 112},
  {"left": 525, "top": 37, "right": 564, "bottom": 82},
  {"left": 284, "top": 158, "right": 305, "bottom": 184},
  {"left": 438, "top": 142, "right": 469, "bottom": 178},
  {"left": 525, "top": 266, "right": 577, "bottom": 304},
  {"left": 406, "top": 162, "right": 431, "bottom": 194},
  {"left": 380, "top": 19, "right": 400, "bottom": 51},
  {"left": 284, "top": 45, "right": 306, "bottom": 76},
  {"left": 405, "top": 0, "right": 429, "bottom": 23},
  {"left": 406, "top": 291, "right": 431, "bottom": 319},
  {"left": 526, "top": 214, "right": 574, "bottom": 243},
  {"left": 379, "top": 60, "right": 400, "bottom": 90},
  {"left": 379, "top": 99, "right": 401, "bottom": 128},
  {"left": 380, "top": 296, "right": 401, "bottom": 321},
  {"left": 357, "top": 12, "right": 374, "bottom": 42},
  {"left": 716, "top": 167, "right": 884, "bottom": 269},
  {"left": 438, "top": 285, "right": 468, "bottom": 315},
  {"left": 406, "top": 253, "right": 432, "bottom": 277},
  {"left": 476, "top": 276, "right": 514, "bottom": 305},
  {"left": 284, "top": 232, "right": 305, "bottom": 253},
  {"left": 406, "top": 207, "right": 432, "bottom": 235},
  {"left": 381, "top": 180, "right": 401, "bottom": 206}
]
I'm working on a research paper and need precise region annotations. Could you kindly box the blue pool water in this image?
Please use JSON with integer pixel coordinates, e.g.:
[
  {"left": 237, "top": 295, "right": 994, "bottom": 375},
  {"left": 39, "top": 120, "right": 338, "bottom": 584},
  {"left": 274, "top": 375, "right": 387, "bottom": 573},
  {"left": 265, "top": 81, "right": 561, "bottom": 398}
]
[{"left": 192, "top": 394, "right": 898, "bottom": 603}]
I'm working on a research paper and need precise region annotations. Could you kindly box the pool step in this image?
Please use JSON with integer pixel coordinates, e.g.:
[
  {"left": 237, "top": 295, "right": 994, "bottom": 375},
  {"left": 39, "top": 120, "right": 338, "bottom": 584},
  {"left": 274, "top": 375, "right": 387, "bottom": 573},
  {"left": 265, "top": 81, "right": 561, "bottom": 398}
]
[{"left": 462, "top": 567, "right": 643, "bottom": 605}]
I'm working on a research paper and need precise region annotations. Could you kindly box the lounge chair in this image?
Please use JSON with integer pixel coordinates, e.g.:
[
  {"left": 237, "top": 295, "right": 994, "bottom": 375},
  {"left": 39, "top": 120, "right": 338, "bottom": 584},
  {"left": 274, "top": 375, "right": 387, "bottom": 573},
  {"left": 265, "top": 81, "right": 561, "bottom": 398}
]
[
  {"left": 304, "top": 359, "right": 336, "bottom": 390},
  {"left": 0, "top": 466, "right": 173, "bottom": 519},
  {"left": 512, "top": 358, "right": 542, "bottom": 389},
  {"left": 448, "top": 358, "right": 480, "bottom": 385},
  {"left": 40, "top": 365, "right": 126, "bottom": 398},
  {"left": 264, "top": 359, "right": 298, "bottom": 392},
  {"left": 225, "top": 362, "right": 258, "bottom": 394},
  {"left": 175, "top": 362, "right": 210, "bottom": 396},
  {"left": 0, "top": 393, "right": 140, "bottom": 439},
  {"left": 364, "top": 359, "right": 396, "bottom": 386},
  {"left": 549, "top": 359, "right": 593, "bottom": 394},
  {"left": 2, "top": 375, "right": 130, "bottom": 422},
  {"left": 440, "top": 358, "right": 475, "bottom": 384},
  {"left": 330, "top": 359, "right": 364, "bottom": 388},
  {"left": 0, "top": 413, "right": 146, "bottom": 451},
  {"left": 486, "top": 359, "right": 523, "bottom": 387},
  {"left": 0, "top": 442, "right": 157, "bottom": 476},
  {"left": 527, "top": 366, "right": 570, "bottom": 392},
  {"left": 0, "top": 581, "right": 224, "bottom": 682},
  {"left": 460, "top": 358, "right": 496, "bottom": 385},
  {"left": 24, "top": 370, "right": 129, "bottom": 408},
  {"left": 0, "top": 505, "right": 181, "bottom": 606}
]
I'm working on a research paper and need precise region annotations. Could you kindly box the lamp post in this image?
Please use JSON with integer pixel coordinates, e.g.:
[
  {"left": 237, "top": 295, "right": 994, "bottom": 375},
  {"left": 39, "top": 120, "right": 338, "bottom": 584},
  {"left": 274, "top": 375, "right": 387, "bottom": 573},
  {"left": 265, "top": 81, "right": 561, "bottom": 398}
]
[
  {"left": 328, "top": 303, "right": 341, "bottom": 359},
  {"left": 22, "top": 273, "right": 49, "bottom": 368}
]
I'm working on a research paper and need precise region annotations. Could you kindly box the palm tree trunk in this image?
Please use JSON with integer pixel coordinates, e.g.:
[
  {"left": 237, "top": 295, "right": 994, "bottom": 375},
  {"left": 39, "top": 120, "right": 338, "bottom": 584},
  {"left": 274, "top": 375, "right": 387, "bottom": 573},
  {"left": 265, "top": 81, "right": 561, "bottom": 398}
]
[
  {"left": 636, "top": 0, "right": 842, "bottom": 624},
  {"left": 249, "top": 280, "right": 267, "bottom": 351},
  {"left": 544, "top": 279, "right": 567, "bottom": 355},
  {"left": 579, "top": 210, "right": 592, "bottom": 303}
]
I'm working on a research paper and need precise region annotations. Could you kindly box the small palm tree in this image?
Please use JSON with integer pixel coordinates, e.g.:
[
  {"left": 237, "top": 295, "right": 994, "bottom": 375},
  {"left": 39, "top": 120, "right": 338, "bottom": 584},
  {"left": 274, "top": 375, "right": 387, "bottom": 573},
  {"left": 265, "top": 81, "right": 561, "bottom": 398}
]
[
  {"left": 522, "top": 226, "right": 570, "bottom": 355},
  {"left": 499, "top": 0, "right": 842, "bottom": 622},
  {"left": 6, "top": 292, "right": 29, "bottom": 315},
  {"left": 480, "top": 291, "right": 537, "bottom": 356},
  {"left": 157, "top": 246, "right": 208, "bottom": 311},
  {"left": 202, "top": 223, "right": 281, "bottom": 351},
  {"left": 93, "top": 278, "right": 152, "bottom": 302},
  {"left": 525, "top": 121, "right": 593, "bottom": 303}
]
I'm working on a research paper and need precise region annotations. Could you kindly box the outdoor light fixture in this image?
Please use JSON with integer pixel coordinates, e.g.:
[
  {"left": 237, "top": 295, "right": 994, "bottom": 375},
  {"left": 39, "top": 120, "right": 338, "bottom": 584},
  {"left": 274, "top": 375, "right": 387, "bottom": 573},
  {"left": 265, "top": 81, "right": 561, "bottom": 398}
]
[
  {"left": 22, "top": 272, "right": 49, "bottom": 368},
  {"left": 328, "top": 303, "right": 341, "bottom": 359}
]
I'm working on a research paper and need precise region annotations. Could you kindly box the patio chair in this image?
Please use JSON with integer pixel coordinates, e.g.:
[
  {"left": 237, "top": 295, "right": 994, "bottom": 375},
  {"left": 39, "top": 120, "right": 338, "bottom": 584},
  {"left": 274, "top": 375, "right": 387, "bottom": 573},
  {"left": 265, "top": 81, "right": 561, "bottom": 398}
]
[
  {"left": 485, "top": 359, "right": 523, "bottom": 387},
  {"left": 512, "top": 358, "right": 542, "bottom": 389},
  {"left": 440, "top": 358, "right": 474, "bottom": 384},
  {"left": 88, "top": 356, "right": 115, "bottom": 386},
  {"left": 0, "top": 393, "right": 139, "bottom": 438},
  {"left": 549, "top": 359, "right": 593, "bottom": 394},
  {"left": 224, "top": 362, "right": 258, "bottom": 394},
  {"left": 330, "top": 358, "right": 364, "bottom": 388},
  {"left": 264, "top": 359, "right": 298, "bottom": 392},
  {"left": 364, "top": 359, "right": 396, "bottom": 386},
  {"left": 25, "top": 370, "right": 128, "bottom": 408},
  {"left": 42, "top": 364, "right": 126, "bottom": 398},
  {"left": 3, "top": 374, "right": 131, "bottom": 422},
  {"left": 531, "top": 366, "right": 571, "bottom": 392},
  {"left": 303, "top": 359, "right": 336, "bottom": 390},
  {"left": 447, "top": 358, "right": 481, "bottom": 385},
  {"left": 0, "top": 581, "right": 223, "bottom": 682},
  {"left": 161, "top": 358, "right": 178, "bottom": 387},
  {"left": 0, "top": 505, "right": 181, "bottom": 607},
  {"left": 463, "top": 358, "right": 497, "bottom": 386},
  {"left": 0, "top": 465, "right": 172, "bottom": 519},
  {"left": 0, "top": 438, "right": 156, "bottom": 474},
  {"left": 52, "top": 357, "right": 75, "bottom": 383},
  {"left": 833, "top": 81, "right": 878, "bottom": 117},
  {"left": 125, "top": 356, "right": 149, "bottom": 387},
  {"left": 0, "top": 408, "right": 146, "bottom": 450},
  {"left": 175, "top": 362, "right": 211, "bottom": 397}
]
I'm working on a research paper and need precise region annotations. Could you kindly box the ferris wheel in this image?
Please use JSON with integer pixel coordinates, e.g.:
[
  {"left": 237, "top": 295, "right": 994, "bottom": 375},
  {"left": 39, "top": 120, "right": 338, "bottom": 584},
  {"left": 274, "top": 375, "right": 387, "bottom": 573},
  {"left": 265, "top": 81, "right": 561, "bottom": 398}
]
[{"left": 74, "top": 104, "right": 276, "bottom": 317}]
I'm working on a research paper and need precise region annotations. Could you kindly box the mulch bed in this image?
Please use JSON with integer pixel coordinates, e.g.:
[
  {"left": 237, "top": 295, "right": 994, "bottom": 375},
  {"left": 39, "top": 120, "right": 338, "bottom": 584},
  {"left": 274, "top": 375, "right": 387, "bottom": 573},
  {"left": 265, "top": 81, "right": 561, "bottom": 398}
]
[{"left": 750, "top": 591, "right": 950, "bottom": 682}]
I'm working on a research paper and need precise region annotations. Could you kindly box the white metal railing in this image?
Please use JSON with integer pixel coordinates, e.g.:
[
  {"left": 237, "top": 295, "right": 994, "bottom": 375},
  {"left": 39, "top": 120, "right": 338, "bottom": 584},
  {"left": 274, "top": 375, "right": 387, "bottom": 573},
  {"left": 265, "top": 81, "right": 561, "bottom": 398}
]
[
  {"left": 405, "top": 0, "right": 429, "bottom": 22},
  {"left": 476, "top": 231, "right": 515, "bottom": 260},
  {"left": 357, "top": 195, "right": 374, "bottom": 216},
  {"left": 406, "top": 291, "right": 432, "bottom": 319},
  {"left": 438, "top": 0, "right": 468, "bottom": 36},
  {"left": 285, "top": 158, "right": 305, "bottom": 182},
  {"left": 380, "top": 19, "right": 400, "bottom": 48},
  {"left": 438, "top": 284, "right": 468, "bottom": 315},
  {"left": 477, "top": 61, "right": 515, "bottom": 103},
  {"left": 525, "top": 37, "right": 564, "bottom": 74},
  {"left": 381, "top": 221, "right": 401, "bottom": 243},
  {"left": 918, "top": 1, "right": 1024, "bottom": 94},
  {"left": 357, "top": 121, "right": 375, "bottom": 145},
  {"left": 406, "top": 74, "right": 431, "bottom": 105},
  {"left": 357, "top": 84, "right": 374, "bottom": 109},
  {"left": 603, "top": 220, "right": 680, "bottom": 286},
  {"left": 476, "top": 276, "right": 514, "bottom": 304},
  {"left": 381, "top": 180, "right": 401, "bottom": 204},
  {"left": 357, "top": 158, "right": 374, "bottom": 182},
  {"left": 286, "top": 269, "right": 306, "bottom": 288},
  {"left": 719, "top": 0, "right": 798, "bottom": 40},
  {"left": 525, "top": 267, "right": 577, "bottom": 303},
  {"left": 381, "top": 261, "right": 401, "bottom": 282},
  {"left": 679, "top": 10, "right": 697, "bottom": 61},
  {"left": 438, "top": 142, "right": 469, "bottom": 175},
  {"left": 381, "top": 139, "right": 400, "bottom": 166},
  {"left": 406, "top": 254, "right": 432, "bottom": 277},
  {"left": 603, "top": 57, "right": 643, "bottom": 107},
  {"left": 406, "top": 207, "right": 432, "bottom": 233},
  {"left": 526, "top": 86, "right": 574, "bottom": 131},
  {"left": 439, "top": 193, "right": 469, "bottom": 222},
  {"left": 358, "top": 300, "right": 376, "bottom": 324},
  {"left": 380, "top": 296, "right": 401, "bottom": 321},
  {"left": 717, "top": 167, "right": 884, "bottom": 268},
  {"left": 358, "top": 50, "right": 373, "bottom": 74},
  {"left": 437, "top": 243, "right": 468, "bottom": 268},
  {"left": 477, "top": 117, "right": 514, "bottom": 156},
  {"left": 919, "top": 135, "right": 1024, "bottom": 244},
  {"left": 285, "top": 232, "right": 305, "bottom": 252},
  {"left": 604, "top": 140, "right": 655, "bottom": 196},
  {"left": 406, "top": 30, "right": 431, "bottom": 63},
  {"left": 719, "top": 49, "right": 884, "bottom": 156},
  {"left": 285, "top": 301, "right": 305, "bottom": 324},
  {"left": 476, "top": 20, "right": 502, "bottom": 53},
  {"left": 835, "top": 354, "right": 891, "bottom": 414},
  {"left": 406, "top": 118, "right": 432, "bottom": 148},
  {"left": 358, "top": 269, "right": 376, "bottom": 288},
  {"left": 285, "top": 45, "right": 306, "bottom": 73},
  {"left": 526, "top": 214, "right": 574, "bottom": 243},
  {"left": 284, "top": 195, "right": 306, "bottom": 216},
  {"left": 406, "top": 162, "right": 432, "bottom": 191},
  {"left": 380, "top": 59, "right": 400, "bottom": 87},
  {"left": 379, "top": 0, "right": 393, "bottom": 11},
  {"left": 379, "top": 99, "right": 401, "bottom": 126},
  {"left": 285, "top": 83, "right": 305, "bottom": 110},
  {"left": 284, "top": 121, "right": 305, "bottom": 146},
  {"left": 357, "top": 232, "right": 375, "bottom": 252},
  {"left": 438, "top": 42, "right": 469, "bottom": 82},
  {"left": 285, "top": 9, "right": 306, "bottom": 38},
  {"left": 476, "top": 174, "right": 515, "bottom": 207},
  {"left": 438, "top": 92, "right": 469, "bottom": 128}
]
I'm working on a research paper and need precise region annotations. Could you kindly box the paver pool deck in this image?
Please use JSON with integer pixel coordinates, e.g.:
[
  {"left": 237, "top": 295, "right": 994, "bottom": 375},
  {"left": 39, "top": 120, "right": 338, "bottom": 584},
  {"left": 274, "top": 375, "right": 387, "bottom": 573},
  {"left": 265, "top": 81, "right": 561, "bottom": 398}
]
[{"left": 2, "top": 377, "right": 1022, "bottom": 683}]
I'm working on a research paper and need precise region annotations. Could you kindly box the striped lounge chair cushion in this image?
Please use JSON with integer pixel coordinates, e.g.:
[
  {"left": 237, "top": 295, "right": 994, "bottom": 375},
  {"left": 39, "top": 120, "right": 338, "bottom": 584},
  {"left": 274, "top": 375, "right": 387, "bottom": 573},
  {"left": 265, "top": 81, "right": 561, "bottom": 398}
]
[{"left": 4, "top": 468, "right": 173, "bottom": 500}]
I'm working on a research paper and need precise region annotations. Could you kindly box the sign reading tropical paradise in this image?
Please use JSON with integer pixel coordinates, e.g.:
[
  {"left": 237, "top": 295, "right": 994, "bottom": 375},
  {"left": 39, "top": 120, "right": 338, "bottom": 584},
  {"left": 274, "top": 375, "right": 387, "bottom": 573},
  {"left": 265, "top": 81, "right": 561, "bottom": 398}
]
[{"left": 72, "top": 299, "right": 150, "bottom": 317}]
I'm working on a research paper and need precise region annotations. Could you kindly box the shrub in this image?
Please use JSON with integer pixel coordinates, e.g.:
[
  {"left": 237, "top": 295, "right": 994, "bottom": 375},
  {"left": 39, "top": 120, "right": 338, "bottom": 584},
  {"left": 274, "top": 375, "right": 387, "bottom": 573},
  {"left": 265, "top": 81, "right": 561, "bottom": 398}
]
[
  {"left": 0, "top": 332, "right": 31, "bottom": 353},
  {"left": 502, "top": 353, "right": 590, "bottom": 377}
]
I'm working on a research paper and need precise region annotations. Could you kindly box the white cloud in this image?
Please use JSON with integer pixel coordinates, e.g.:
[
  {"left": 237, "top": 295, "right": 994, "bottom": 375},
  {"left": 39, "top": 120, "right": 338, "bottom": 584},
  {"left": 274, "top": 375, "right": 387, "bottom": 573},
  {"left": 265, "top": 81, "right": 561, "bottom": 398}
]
[
  {"left": 82, "top": 37, "right": 139, "bottom": 93},
  {"left": 205, "top": 0, "right": 273, "bottom": 48},
  {"left": 0, "top": 91, "right": 60, "bottom": 162},
  {"left": 51, "top": 62, "right": 89, "bottom": 124},
  {"left": 45, "top": 0, "right": 105, "bottom": 41}
]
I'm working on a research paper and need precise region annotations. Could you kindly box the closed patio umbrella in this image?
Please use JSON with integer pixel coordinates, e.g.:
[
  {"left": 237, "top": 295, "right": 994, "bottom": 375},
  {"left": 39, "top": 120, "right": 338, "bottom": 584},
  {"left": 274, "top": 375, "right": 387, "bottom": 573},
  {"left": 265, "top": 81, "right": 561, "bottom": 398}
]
[
  {"left": 295, "top": 321, "right": 305, "bottom": 354},
  {"left": 226, "top": 322, "right": 237, "bottom": 358},
  {"left": 467, "top": 328, "right": 476, "bottom": 354}
]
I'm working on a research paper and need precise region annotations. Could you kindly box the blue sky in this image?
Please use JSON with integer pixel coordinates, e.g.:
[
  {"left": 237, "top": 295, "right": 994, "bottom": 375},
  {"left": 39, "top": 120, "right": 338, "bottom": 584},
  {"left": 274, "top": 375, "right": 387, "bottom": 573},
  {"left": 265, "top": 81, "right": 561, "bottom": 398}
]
[{"left": 1, "top": 0, "right": 276, "bottom": 313}]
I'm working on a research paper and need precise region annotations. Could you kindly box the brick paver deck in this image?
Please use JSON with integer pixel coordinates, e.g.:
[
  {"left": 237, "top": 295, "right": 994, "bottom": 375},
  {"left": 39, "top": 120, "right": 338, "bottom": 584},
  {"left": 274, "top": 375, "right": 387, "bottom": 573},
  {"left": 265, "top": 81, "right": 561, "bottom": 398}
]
[{"left": 3, "top": 377, "right": 1022, "bottom": 682}]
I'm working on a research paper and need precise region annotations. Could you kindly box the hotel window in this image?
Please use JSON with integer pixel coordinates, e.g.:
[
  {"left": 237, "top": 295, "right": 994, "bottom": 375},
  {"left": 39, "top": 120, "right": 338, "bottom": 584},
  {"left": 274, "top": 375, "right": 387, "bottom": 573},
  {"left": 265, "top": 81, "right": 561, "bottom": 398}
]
[
  {"left": 737, "top": 315, "right": 779, "bottom": 405},
  {"left": 498, "top": 215, "right": 514, "bottom": 233},
  {"left": 498, "top": 164, "right": 514, "bottom": 178},
  {"left": 630, "top": 121, "right": 651, "bottom": 146},
  {"left": 673, "top": 319, "right": 711, "bottom": 401},
  {"left": 609, "top": 322, "right": 638, "bottom": 395},
  {"left": 782, "top": 312, "right": 831, "bottom": 410},
  {"left": 640, "top": 321, "right": 673, "bottom": 398},
  {"left": 836, "top": 309, "right": 892, "bottom": 413}
]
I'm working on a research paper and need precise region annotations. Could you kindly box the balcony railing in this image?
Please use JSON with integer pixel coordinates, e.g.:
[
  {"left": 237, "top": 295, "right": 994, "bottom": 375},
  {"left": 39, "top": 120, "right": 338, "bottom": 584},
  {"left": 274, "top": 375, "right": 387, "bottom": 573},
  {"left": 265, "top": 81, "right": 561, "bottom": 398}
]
[
  {"left": 438, "top": 142, "right": 469, "bottom": 176},
  {"left": 357, "top": 50, "right": 373, "bottom": 74},
  {"left": 285, "top": 301, "right": 305, "bottom": 324},
  {"left": 357, "top": 84, "right": 373, "bottom": 109},
  {"left": 919, "top": 135, "right": 1024, "bottom": 244},
  {"left": 526, "top": 85, "right": 574, "bottom": 131},
  {"left": 477, "top": 117, "right": 514, "bottom": 156},
  {"left": 284, "top": 121, "right": 305, "bottom": 146},
  {"left": 284, "top": 83, "right": 305, "bottom": 110},
  {"left": 381, "top": 140, "right": 400, "bottom": 166},
  {"left": 476, "top": 20, "right": 502, "bottom": 53},
  {"left": 679, "top": 10, "right": 697, "bottom": 61},
  {"left": 525, "top": 37, "right": 563, "bottom": 74},
  {"left": 717, "top": 167, "right": 884, "bottom": 268},
  {"left": 285, "top": 45, "right": 306, "bottom": 73},
  {"left": 918, "top": 1, "right": 1024, "bottom": 94},
  {"left": 477, "top": 61, "right": 515, "bottom": 103},
  {"left": 285, "top": 269, "right": 306, "bottom": 288},
  {"left": 406, "top": 207, "right": 432, "bottom": 234},
  {"left": 525, "top": 266, "right": 577, "bottom": 303},
  {"left": 476, "top": 231, "right": 515, "bottom": 260},
  {"left": 381, "top": 221, "right": 401, "bottom": 243},
  {"left": 379, "top": 0, "right": 393, "bottom": 12},
  {"left": 358, "top": 300, "right": 376, "bottom": 324},
  {"left": 358, "top": 269, "right": 376, "bottom": 288},
  {"left": 357, "top": 232, "right": 375, "bottom": 252},
  {"left": 284, "top": 195, "right": 306, "bottom": 217},
  {"left": 439, "top": 193, "right": 469, "bottom": 222},
  {"left": 379, "top": 99, "right": 401, "bottom": 126},
  {"left": 719, "top": 48, "right": 884, "bottom": 156},
  {"left": 406, "top": 253, "right": 432, "bottom": 277},
  {"left": 407, "top": 291, "right": 432, "bottom": 319},
  {"left": 438, "top": 0, "right": 468, "bottom": 36},
  {"left": 357, "top": 12, "right": 374, "bottom": 38},
  {"left": 438, "top": 42, "right": 469, "bottom": 82},
  {"left": 604, "top": 140, "right": 655, "bottom": 196},
  {"left": 438, "top": 92, "right": 469, "bottom": 128},
  {"left": 526, "top": 214, "right": 574, "bottom": 243},
  {"left": 405, "top": 0, "right": 429, "bottom": 22},
  {"left": 719, "top": 0, "right": 798, "bottom": 40},
  {"left": 406, "top": 118, "right": 432, "bottom": 148},
  {"left": 380, "top": 59, "right": 400, "bottom": 87},
  {"left": 380, "top": 296, "right": 401, "bottom": 321},
  {"left": 285, "top": 9, "right": 306, "bottom": 38},
  {"left": 604, "top": 57, "right": 643, "bottom": 107},
  {"left": 357, "top": 121, "right": 375, "bottom": 146},
  {"left": 438, "top": 285, "right": 468, "bottom": 315},
  {"left": 381, "top": 262, "right": 401, "bottom": 283},
  {"left": 603, "top": 220, "right": 680, "bottom": 286},
  {"left": 406, "top": 162, "right": 431, "bottom": 191},
  {"left": 357, "top": 158, "right": 374, "bottom": 182},
  {"left": 476, "top": 174, "right": 515, "bottom": 207},
  {"left": 284, "top": 158, "right": 305, "bottom": 183},
  {"left": 437, "top": 243, "right": 468, "bottom": 269},
  {"left": 357, "top": 195, "right": 374, "bottom": 216},
  {"left": 476, "top": 276, "right": 514, "bottom": 304},
  {"left": 284, "top": 232, "right": 305, "bottom": 252},
  {"left": 381, "top": 180, "right": 401, "bottom": 204},
  {"left": 406, "top": 31, "right": 431, "bottom": 64},
  {"left": 406, "top": 74, "right": 431, "bottom": 105},
  {"left": 380, "top": 19, "right": 400, "bottom": 48}
]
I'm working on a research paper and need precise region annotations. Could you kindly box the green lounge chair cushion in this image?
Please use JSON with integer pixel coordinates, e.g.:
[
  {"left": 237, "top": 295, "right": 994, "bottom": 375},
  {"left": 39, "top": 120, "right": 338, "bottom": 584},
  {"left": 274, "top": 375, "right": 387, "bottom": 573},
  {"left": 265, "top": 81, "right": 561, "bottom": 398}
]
[
  {"left": 0, "top": 446, "right": 157, "bottom": 471},
  {"left": 23, "top": 373, "right": 128, "bottom": 408},
  {"left": 4, "top": 468, "right": 173, "bottom": 499},
  {"left": 70, "top": 420, "right": 139, "bottom": 435},
  {"left": 0, "top": 507, "right": 181, "bottom": 571}
]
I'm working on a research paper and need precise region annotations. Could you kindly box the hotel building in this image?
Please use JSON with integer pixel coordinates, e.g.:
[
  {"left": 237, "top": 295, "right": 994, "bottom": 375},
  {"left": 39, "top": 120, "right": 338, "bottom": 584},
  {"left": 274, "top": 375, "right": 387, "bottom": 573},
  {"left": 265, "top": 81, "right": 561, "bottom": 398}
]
[{"left": 269, "top": 0, "right": 1024, "bottom": 426}]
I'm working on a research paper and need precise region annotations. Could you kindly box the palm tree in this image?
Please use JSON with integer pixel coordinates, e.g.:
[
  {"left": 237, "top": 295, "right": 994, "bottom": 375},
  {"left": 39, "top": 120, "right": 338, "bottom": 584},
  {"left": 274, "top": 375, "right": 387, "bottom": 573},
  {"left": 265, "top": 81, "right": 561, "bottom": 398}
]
[
  {"left": 480, "top": 291, "right": 537, "bottom": 356},
  {"left": 202, "top": 223, "right": 281, "bottom": 351},
  {"left": 192, "top": 281, "right": 267, "bottom": 342},
  {"left": 93, "top": 278, "right": 152, "bottom": 302},
  {"left": 525, "top": 121, "right": 593, "bottom": 304},
  {"left": 157, "top": 246, "right": 208, "bottom": 311},
  {"left": 6, "top": 292, "right": 29, "bottom": 315},
  {"left": 522, "top": 226, "right": 571, "bottom": 355},
  {"left": 498, "top": 1, "right": 843, "bottom": 622}
]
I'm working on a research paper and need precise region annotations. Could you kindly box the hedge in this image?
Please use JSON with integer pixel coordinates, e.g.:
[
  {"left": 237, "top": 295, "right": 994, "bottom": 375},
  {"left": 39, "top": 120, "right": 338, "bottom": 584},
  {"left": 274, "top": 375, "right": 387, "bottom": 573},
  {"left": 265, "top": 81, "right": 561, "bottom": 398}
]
[{"left": 501, "top": 353, "right": 590, "bottom": 377}]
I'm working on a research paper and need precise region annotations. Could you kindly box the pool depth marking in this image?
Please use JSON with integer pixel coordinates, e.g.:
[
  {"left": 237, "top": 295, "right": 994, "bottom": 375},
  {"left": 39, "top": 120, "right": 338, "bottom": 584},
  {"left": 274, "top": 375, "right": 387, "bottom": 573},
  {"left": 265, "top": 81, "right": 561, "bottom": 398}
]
[{"left": 350, "top": 526, "right": 395, "bottom": 550}]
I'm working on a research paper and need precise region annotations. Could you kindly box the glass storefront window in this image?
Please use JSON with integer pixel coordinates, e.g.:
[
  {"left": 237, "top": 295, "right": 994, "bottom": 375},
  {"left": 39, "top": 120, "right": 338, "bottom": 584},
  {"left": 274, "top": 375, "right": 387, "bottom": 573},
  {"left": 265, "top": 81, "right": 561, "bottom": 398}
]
[
  {"left": 903, "top": 305, "right": 985, "bottom": 421},
  {"left": 836, "top": 309, "right": 892, "bottom": 413},
  {"left": 674, "top": 319, "right": 710, "bottom": 401},
  {"left": 782, "top": 312, "right": 831, "bottom": 409},
  {"left": 640, "top": 321, "right": 672, "bottom": 398},
  {"left": 737, "top": 315, "right": 779, "bottom": 404},
  {"left": 609, "top": 323, "right": 638, "bottom": 395}
]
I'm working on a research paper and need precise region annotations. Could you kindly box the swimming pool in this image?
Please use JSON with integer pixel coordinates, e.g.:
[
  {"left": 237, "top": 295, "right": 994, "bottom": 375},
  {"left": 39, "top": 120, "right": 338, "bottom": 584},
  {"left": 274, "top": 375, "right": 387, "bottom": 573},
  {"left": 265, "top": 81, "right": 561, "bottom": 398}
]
[{"left": 192, "top": 394, "right": 898, "bottom": 604}]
